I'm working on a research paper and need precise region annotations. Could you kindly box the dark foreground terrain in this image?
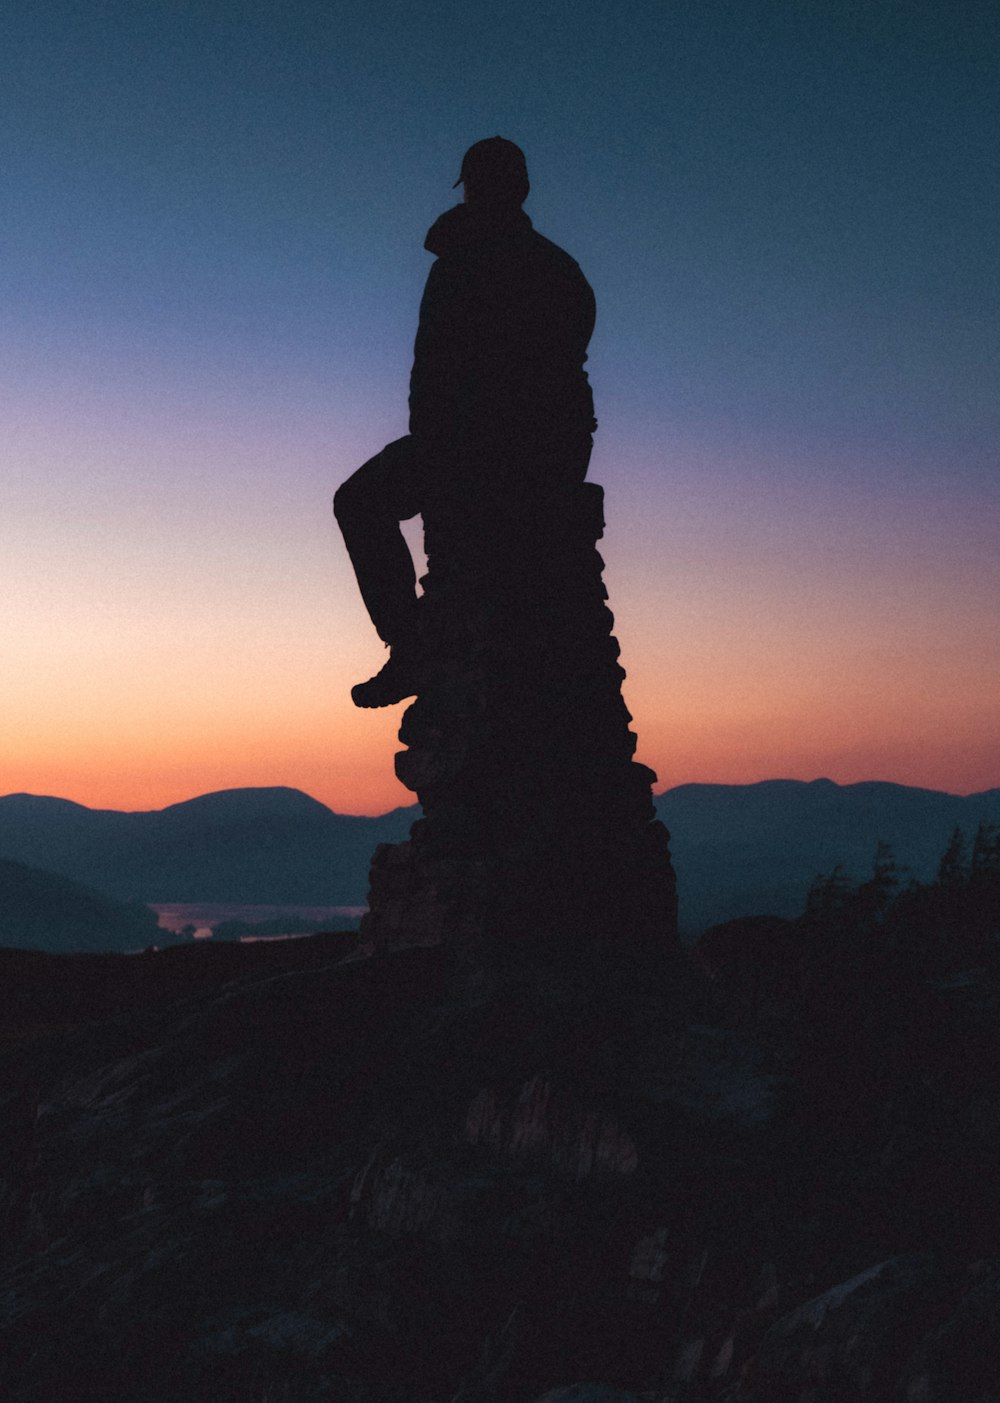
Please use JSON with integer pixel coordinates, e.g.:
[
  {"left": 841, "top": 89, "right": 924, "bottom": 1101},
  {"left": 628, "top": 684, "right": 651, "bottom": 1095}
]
[{"left": 0, "top": 857, "right": 998, "bottom": 1402}]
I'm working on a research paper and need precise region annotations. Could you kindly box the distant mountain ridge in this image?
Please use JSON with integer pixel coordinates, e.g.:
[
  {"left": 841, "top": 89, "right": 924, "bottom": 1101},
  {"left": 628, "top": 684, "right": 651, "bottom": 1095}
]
[
  {"left": 1, "top": 780, "right": 998, "bottom": 941},
  {"left": 656, "top": 777, "right": 1000, "bottom": 933},
  {"left": 0, "top": 787, "right": 415, "bottom": 908}
]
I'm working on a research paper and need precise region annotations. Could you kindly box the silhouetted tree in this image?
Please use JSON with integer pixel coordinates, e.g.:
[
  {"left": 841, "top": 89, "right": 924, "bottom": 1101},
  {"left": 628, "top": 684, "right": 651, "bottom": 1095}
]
[
  {"left": 965, "top": 821, "right": 1000, "bottom": 945},
  {"left": 970, "top": 821, "right": 1000, "bottom": 886},
  {"left": 936, "top": 826, "right": 969, "bottom": 890},
  {"left": 856, "top": 839, "right": 903, "bottom": 919},
  {"left": 803, "top": 863, "right": 853, "bottom": 923}
]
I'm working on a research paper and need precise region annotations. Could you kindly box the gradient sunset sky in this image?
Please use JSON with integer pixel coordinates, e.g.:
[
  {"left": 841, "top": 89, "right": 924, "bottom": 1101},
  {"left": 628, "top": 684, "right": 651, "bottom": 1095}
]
[{"left": 3, "top": 0, "right": 997, "bottom": 815}]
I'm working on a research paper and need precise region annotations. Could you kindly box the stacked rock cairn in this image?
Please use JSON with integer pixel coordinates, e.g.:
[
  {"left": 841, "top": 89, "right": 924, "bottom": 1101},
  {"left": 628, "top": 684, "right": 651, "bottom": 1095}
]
[{"left": 360, "top": 480, "right": 678, "bottom": 969}]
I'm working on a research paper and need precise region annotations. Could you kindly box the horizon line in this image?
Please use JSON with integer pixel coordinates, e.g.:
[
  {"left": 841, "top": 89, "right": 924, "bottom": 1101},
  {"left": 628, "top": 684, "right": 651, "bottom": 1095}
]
[{"left": 3, "top": 773, "right": 999, "bottom": 818}]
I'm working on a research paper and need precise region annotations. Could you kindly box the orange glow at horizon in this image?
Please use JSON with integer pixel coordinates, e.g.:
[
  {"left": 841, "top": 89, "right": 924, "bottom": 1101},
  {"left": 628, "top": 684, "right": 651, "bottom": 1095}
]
[
  {"left": 4, "top": 408, "right": 997, "bottom": 815},
  {"left": 4, "top": 707, "right": 995, "bottom": 817},
  {"left": 4, "top": 619, "right": 996, "bottom": 814}
]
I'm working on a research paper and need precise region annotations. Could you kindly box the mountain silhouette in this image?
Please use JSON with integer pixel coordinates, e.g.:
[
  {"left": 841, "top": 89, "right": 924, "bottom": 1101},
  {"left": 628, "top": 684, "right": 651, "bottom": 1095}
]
[
  {"left": 0, "top": 787, "right": 415, "bottom": 908},
  {"left": 1, "top": 781, "right": 997, "bottom": 941},
  {"left": 657, "top": 778, "right": 1000, "bottom": 933},
  {"left": 0, "top": 859, "right": 162, "bottom": 953}
]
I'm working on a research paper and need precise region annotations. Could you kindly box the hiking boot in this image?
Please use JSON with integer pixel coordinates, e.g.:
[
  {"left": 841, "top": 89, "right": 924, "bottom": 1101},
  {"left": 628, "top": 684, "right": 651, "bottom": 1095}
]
[{"left": 351, "top": 645, "right": 423, "bottom": 708}]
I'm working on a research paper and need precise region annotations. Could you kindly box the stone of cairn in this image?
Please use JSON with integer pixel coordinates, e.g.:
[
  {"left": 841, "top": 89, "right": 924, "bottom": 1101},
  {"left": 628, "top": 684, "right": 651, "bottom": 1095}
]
[{"left": 360, "top": 480, "right": 678, "bottom": 969}]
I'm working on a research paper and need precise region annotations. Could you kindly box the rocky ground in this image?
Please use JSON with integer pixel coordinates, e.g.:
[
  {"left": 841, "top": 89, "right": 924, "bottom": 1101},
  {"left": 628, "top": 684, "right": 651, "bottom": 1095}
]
[{"left": 0, "top": 879, "right": 998, "bottom": 1402}]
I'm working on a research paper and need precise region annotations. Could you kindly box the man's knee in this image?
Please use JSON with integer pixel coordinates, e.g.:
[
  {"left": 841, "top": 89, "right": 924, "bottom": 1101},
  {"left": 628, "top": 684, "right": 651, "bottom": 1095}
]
[
  {"left": 333, "top": 476, "right": 361, "bottom": 526},
  {"left": 334, "top": 438, "right": 425, "bottom": 527},
  {"left": 333, "top": 458, "right": 381, "bottom": 526}
]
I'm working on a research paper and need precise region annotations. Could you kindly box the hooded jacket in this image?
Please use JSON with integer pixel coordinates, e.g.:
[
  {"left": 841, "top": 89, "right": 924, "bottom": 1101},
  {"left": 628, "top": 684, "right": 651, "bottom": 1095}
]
[{"left": 408, "top": 204, "right": 597, "bottom": 459}]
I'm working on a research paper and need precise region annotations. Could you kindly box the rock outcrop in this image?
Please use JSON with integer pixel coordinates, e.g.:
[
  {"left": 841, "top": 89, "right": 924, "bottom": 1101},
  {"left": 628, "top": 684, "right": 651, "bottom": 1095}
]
[{"left": 361, "top": 482, "right": 677, "bottom": 966}]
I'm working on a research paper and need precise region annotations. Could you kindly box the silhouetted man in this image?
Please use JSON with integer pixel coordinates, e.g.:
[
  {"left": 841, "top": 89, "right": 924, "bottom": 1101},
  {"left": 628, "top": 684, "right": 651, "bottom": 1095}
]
[{"left": 334, "top": 137, "right": 597, "bottom": 707}]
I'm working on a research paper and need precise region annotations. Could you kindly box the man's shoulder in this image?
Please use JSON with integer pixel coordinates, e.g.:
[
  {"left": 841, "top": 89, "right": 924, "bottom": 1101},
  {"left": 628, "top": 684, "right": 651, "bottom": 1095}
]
[
  {"left": 515, "top": 227, "right": 593, "bottom": 304},
  {"left": 522, "top": 225, "right": 585, "bottom": 275}
]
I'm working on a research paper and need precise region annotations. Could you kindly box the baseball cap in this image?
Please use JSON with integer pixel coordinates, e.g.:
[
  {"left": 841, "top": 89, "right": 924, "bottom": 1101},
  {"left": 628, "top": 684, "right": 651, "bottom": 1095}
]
[{"left": 453, "top": 137, "right": 529, "bottom": 193}]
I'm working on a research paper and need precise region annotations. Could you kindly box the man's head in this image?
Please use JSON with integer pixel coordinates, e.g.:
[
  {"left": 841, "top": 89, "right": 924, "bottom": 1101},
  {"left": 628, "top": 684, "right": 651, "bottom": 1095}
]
[{"left": 454, "top": 137, "right": 529, "bottom": 208}]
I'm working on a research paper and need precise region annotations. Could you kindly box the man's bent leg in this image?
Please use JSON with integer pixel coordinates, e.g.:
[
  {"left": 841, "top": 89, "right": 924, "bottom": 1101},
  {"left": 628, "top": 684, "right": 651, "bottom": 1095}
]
[{"left": 333, "top": 437, "right": 426, "bottom": 647}]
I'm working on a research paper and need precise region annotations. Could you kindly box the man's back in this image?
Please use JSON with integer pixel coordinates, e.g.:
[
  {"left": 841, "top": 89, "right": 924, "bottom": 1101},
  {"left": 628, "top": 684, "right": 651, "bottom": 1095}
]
[{"left": 409, "top": 202, "right": 597, "bottom": 459}]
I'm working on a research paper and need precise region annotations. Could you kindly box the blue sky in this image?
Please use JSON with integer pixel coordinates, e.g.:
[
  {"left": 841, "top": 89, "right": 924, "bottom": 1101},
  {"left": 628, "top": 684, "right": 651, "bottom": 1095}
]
[{"left": 3, "top": 0, "right": 998, "bottom": 810}]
